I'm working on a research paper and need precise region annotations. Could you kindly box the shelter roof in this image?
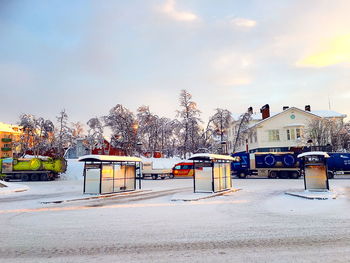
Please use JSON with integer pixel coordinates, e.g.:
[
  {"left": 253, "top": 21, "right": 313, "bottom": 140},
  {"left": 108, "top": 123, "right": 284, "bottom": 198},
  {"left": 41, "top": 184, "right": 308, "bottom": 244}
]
[
  {"left": 78, "top": 155, "right": 142, "bottom": 162},
  {"left": 189, "top": 153, "right": 234, "bottom": 161}
]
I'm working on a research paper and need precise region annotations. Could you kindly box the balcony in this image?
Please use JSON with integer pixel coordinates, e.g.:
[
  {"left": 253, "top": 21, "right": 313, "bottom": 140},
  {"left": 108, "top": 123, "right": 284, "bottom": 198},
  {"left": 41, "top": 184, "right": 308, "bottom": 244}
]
[
  {"left": 1, "top": 138, "right": 12, "bottom": 142},
  {"left": 1, "top": 147, "right": 12, "bottom": 152}
]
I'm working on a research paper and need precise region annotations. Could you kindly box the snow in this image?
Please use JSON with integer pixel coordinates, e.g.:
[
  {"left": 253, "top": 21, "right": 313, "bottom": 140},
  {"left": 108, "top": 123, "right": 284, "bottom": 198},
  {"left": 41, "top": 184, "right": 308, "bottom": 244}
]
[
  {"left": 60, "top": 159, "right": 84, "bottom": 181},
  {"left": 141, "top": 157, "right": 183, "bottom": 169},
  {"left": 232, "top": 108, "right": 346, "bottom": 121},
  {"left": 78, "top": 155, "right": 142, "bottom": 163},
  {"left": 1, "top": 176, "right": 350, "bottom": 262},
  {"left": 311, "top": 110, "right": 347, "bottom": 118},
  {"left": 231, "top": 112, "right": 278, "bottom": 121},
  {"left": 189, "top": 153, "right": 234, "bottom": 161},
  {"left": 297, "top": 151, "right": 330, "bottom": 158},
  {"left": 0, "top": 180, "right": 29, "bottom": 194}
]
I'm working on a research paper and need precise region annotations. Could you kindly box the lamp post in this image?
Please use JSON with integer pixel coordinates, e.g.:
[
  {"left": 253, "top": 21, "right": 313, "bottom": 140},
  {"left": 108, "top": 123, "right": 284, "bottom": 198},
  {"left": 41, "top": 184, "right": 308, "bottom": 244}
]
[
  {"left": 220, "top": 141, "right": 227, "bottom": 154},
  {"left": 307, "top": 139, "right": 313, "bottom": 152}
]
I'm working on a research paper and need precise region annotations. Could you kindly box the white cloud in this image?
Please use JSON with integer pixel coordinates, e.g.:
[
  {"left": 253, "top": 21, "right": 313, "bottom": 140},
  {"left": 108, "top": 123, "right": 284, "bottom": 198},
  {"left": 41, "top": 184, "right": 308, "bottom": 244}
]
[
  {"left": 211, "top": 53, "right": 254, "bottom": 86},
  {"left": 159, "top": 0, "right": 198, "bottom": 22},
  {"left": 218, "top": 76, "right": 252, "bottom": 86},
  {"left": 231, "top": 17, "right": 256, "bottom": 28}
]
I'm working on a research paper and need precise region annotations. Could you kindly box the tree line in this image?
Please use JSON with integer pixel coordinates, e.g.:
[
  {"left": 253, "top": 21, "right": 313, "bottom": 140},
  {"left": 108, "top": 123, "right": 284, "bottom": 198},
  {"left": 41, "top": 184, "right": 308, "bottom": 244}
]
[{"left": 15, "top": 90, "right": 232, "bottom": 158}]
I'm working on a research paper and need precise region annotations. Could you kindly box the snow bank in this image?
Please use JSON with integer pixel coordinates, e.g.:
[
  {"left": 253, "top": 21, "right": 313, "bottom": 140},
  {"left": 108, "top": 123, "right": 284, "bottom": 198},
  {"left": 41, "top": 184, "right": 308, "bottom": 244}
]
[
  {"left": 141, "top": 157, "right": 184, "bottom": 169},
  {"left": 0, "top": 180, "right": 29, "bottom": 194},
  {"left": 60, "top": 159, "right": 84, "bottom": 181}
]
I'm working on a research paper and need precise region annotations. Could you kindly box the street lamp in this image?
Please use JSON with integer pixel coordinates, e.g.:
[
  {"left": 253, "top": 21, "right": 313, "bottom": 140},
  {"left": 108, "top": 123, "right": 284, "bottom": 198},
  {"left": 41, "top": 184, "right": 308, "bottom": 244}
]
[
  {"left": 136, "top": 142, "right": 142, "bottom": 157},
  {"left": 220, "top": 141, "right": 227, "bottom": 154}
]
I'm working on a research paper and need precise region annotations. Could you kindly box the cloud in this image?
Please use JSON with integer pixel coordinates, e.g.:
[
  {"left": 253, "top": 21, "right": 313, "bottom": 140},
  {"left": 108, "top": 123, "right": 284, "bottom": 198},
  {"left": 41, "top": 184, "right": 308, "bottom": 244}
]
[
  {"left": 211, "top": 52, "right": 253, "bottom": 86},
  {"left": 296, "top": 34, "right": 350, "bottom": 67},
  {"left": 231, "top": 17, "right": 256, "bottom": 28},
  {"left": 159, "top": 0, "right": 198, "bottom": 22},
  {"left": 218, "top": 76, "right": 252, "bottom": 86}
]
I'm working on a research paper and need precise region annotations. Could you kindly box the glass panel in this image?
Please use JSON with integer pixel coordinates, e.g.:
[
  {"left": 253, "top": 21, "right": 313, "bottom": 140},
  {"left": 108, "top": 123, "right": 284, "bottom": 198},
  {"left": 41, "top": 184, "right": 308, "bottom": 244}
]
[
  {"left": 85, "top": 168, "right": 100, "bottom": 194},
  {"left": 113, "top": 164, "right": 125, "bottom": 192},
  {"left": 194, "top": 164, "right": 212, "bottom": 193},
  {"left": 101, "top": 164, "right": 113, "bottom": 194},
  {"left": 124, "top": 165, "right": 136, "bottom": 191}
]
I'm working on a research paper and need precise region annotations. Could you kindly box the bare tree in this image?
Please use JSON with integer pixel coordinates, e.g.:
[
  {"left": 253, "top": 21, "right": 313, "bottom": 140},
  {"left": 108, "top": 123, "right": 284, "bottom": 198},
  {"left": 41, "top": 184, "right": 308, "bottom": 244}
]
[
  {"left": 15, "top": 114, "right": 55, "bottom": 157},
  {"left": 71, "top": 122, "right": 85, "bottom": 139},
  {"left": 33, "top": 117, "right": 54, "bottom": 156},
  {"left": 86, "top": 117, "right": 105, "bottom": 153},
  {"left": 104, "top": 104, "right": 138, "bottom": 155},
  {"left": 16, "top": 114, "right": 36, "bottom": 157},
  {"left": 54, "top": 109, "right": 72, "bottom": 157},
  {"left": 176, "top": 90, "right": 202, "bottom": 158},
  {"left": 232, "top": 109, "right": 252, "bottom": 152},
  {"left": 137, "top": 106, "right": 158, "bottom": 153},
  {"left": 307, "top": 118, "right": 350, "bottom": 152},
  {"left": 210, "top": 108, "right": 232, "bottom": 153}
]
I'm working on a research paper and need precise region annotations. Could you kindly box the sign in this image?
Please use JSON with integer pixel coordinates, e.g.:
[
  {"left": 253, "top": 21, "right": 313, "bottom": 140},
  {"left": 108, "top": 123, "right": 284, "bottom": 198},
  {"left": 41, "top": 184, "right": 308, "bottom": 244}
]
[{"left": 2, "top": 158, "right": 13, "bottom": 173}]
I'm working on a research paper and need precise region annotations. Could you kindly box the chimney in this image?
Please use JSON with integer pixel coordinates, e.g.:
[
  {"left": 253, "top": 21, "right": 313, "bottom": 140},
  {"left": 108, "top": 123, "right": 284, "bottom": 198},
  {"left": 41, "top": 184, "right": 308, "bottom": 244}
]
[
  {"left": 248, "top": 106, "right": 253, "bottom": 114},
  {"left": 260, "top": 104, "right": 270, "bottom": 120},
  {"left": 283, "top": 106, "right": 289, "bottom": 111},
  {"left": 305, "top": 105, "right": 311, "bottom": 112}
]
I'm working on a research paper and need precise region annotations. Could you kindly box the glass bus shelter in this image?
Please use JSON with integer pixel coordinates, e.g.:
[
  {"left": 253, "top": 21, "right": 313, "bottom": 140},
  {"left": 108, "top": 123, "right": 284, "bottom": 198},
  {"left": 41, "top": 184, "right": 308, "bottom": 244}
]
[
  {"left": 189, "top": 153, "right": 234, "bottom": 193},
  {"left": 78, "top": 155, "right": 142, "bottom": 194}
]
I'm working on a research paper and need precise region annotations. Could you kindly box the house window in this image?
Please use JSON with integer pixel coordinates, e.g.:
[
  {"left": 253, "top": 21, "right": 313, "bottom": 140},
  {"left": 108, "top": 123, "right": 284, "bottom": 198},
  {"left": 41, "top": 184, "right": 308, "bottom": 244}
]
[
  {"left": 287, "top": 129, "right": 295, "bottom": 140},
  {"left": 287, "top": 128, "right": 303, "bottom": 140},
  {"left": 268, "top": 130, "right": 280, "bottom": 141},
  {"left": 296, "top": 128, "right": 302, "bottom": 139}
]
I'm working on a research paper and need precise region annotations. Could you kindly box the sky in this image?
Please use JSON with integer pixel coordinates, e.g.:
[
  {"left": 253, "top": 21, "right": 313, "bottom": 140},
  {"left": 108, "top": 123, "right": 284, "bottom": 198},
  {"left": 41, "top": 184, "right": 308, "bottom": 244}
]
[{"left": 1, "top": 0, "right": 350, "bottom": 126}]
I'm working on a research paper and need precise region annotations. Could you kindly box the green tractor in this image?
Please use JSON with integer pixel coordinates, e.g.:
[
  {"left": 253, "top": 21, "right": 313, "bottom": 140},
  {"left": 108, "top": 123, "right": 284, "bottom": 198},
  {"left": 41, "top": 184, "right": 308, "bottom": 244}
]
[{"left": 0, "top": 157, "right": 67, "bottom": 181}]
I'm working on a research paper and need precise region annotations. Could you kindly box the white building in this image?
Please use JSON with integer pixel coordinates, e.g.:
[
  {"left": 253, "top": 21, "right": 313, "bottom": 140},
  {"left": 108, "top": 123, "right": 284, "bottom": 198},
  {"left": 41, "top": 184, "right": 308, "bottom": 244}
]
[{"left": 227, "top": 105, "right": 347, "bottom": 153}]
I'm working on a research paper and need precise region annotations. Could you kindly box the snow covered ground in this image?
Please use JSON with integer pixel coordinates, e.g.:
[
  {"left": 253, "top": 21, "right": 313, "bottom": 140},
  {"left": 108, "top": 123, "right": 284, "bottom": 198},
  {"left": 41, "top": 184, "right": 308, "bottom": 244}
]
[{"left": 1, "top": 160, "right": 350, "bottom": 262}]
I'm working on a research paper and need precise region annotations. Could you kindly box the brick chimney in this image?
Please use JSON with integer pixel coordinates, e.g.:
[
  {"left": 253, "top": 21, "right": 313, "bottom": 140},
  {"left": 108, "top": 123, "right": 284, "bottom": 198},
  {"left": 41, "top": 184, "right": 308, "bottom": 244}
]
[
  {"left": 305, "top": 105, "right": 311, "bottom": 111},
  {"left": 283, "top": 106, "right": 289, "bottom": 110},
  {"left": 260, "top": 104, "right": 270, "bottom": 120}
]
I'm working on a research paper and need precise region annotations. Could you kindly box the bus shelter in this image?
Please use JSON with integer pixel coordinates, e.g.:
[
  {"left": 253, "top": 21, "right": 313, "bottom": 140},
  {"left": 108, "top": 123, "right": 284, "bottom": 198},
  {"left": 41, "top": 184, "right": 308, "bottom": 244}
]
[
  {"left": 189, "top": 153, "right": 234, "bottom": 193},
  {"left": 297, "top": 152, "right": 330, "bottom": 191},
  {"left": 78, "top": 155, "right": 142, "bottom": 194}
]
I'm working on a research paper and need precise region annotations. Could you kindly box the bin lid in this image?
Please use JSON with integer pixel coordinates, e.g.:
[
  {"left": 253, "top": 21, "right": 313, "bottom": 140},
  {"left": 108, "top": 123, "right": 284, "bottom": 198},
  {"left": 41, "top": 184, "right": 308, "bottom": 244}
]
[
  {"left": 78, "top": 155, "right": 142, "bottom": 162},
  {"left": 189, "top": 153, "right": 234, "bottom": 161},
  {"left": 297, "top": 151, "right": 330, "bottom": 158}
]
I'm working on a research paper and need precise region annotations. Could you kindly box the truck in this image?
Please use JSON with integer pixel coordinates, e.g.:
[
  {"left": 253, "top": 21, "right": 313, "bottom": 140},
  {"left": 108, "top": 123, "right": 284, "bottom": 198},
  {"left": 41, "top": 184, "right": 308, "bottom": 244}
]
[
  {"left": 231, "top": 151, "right": 350, "bottom": 179},
  {"left": 231, "top": 152, "right": 301, "bottom": 179},
  {"left": 141, "top": 161, "right": 174, "bottom": 180},
  {"left": 0, "top": 157, "right": 67, "bottom": 181},
  {"left": 325, "top": 152, "right": 350, "bottom": 178}
]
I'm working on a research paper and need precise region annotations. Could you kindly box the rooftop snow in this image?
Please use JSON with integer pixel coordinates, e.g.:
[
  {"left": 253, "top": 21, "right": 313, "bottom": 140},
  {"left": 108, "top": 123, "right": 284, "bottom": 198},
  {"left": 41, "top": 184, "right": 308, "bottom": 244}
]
[
  {"left": 78, "top": 155, "right": 142, "bottom": 162},
  {"left": 232, "top": 108, "right": 346, "bottom": 121},
  {"left": 189, "top": 153, "right": 234, "bottom": 161},
  {"left": 310, "top": 110, "right": 347, "bottom": 118}
]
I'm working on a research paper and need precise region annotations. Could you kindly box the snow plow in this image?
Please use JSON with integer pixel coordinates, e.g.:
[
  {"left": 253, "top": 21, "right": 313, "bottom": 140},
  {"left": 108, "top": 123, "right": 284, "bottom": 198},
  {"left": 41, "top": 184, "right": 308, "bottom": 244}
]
[{"left": 0, "top": 157, "right": 67, "bottom": 181}]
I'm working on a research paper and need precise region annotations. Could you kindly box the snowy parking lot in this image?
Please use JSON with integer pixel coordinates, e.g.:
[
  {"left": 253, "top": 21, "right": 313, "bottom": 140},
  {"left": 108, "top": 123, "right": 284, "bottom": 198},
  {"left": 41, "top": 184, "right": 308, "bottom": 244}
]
[{"left": 1, "top": 175, "right": 350, "bottom": 262}]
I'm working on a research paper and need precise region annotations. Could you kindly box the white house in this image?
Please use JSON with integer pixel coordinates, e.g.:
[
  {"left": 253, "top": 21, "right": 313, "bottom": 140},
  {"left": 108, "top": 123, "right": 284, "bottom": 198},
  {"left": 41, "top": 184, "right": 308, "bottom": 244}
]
[{"left": 227, "top": 105, "right": 347, "bottom": 153}]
